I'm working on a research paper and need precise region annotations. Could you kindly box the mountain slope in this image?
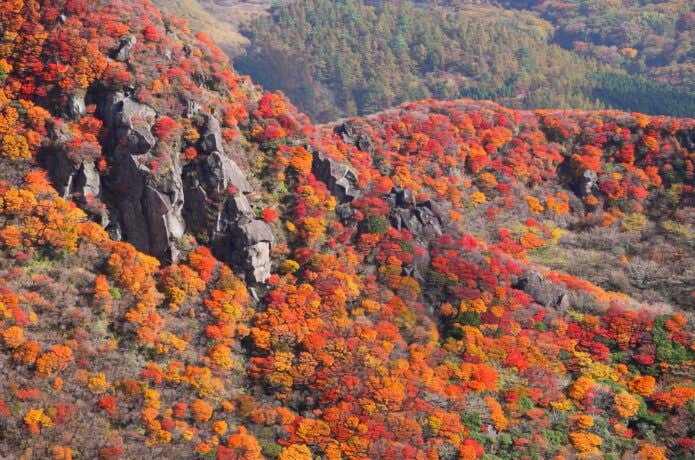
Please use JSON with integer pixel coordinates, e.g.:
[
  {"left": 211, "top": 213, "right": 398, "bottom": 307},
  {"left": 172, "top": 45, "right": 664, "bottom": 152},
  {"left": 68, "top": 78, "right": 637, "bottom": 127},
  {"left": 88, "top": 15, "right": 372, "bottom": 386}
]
[
  {"left": 151, "top": 0, "right": 280, "bottom": 56},
  {"left": 0, "top": 1, "right": 693, "bottom": 459},
  {"left": 496, "top": 0, "right": 695, "bottom": 92},
  {"left": 236, "top": 0, "right": 695, "bottom": 122}
]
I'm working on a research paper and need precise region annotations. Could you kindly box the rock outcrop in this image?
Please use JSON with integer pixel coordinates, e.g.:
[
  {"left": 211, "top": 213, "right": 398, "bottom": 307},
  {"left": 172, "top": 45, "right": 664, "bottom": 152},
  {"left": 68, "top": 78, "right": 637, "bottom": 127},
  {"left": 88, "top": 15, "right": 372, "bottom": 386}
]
[
  {"left": 43, "top": 113, "right": 104, "bottom": 223},
  {"left": 334, "top": 121, "right": 374, "bottom": 154},
  {"left": 387, "top": 188, "right": 443, "bottom": 242},
  {"left": 234, "top": 220, "right": 274, "bottom": 283},
  {"left": 183, "top": 150, "right": 274, "bottom": 282},
  {"left": 42, "top": 46, "right": 277, "bottom": 279},
  {"left": 67, "top": 93, "right": 86, "bottom": 119},
  {"left": 205, "top": 151, "right": 252, "bottom": 194},
  {"left": 514, "top": 270, "right": 569, "bottom": 309},
  {"left": 44, "top": 147, "right": 100, "bottom": 200},
  {"left": 113, "top": 35, "right": 137, "bottom": 61},
  {"left": 574, "top": 169, "right": 598, "bottom": 197},
  {"left": 199, "top": 114, "right": 226, "bottom": 155},
  {"left": 96, "top": 92, "right": 274, "bottom": 279},
  {"left": 310, "top": 147, "right": 360, "bottom": 202},
  {"left": 99, "top": 91, "right": 185, "bottom": 262}
]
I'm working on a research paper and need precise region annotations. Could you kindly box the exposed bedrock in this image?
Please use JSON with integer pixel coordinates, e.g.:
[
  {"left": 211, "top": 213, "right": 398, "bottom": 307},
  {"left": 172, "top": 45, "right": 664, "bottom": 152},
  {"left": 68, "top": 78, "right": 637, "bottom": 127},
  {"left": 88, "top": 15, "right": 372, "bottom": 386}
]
[
  {"left": 309, "top": 146, "right": 360, "bottom": 203},
  {"left": 43, "top": 90, "right": 274, "bottom": 280}
]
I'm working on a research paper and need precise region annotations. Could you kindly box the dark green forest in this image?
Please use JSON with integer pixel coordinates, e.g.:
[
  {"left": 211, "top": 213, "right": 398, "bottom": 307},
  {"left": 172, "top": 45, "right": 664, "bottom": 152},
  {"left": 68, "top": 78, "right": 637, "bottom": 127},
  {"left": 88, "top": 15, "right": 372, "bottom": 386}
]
[{"left": 236, "top": 0, "right": 695, "bottom": 121}]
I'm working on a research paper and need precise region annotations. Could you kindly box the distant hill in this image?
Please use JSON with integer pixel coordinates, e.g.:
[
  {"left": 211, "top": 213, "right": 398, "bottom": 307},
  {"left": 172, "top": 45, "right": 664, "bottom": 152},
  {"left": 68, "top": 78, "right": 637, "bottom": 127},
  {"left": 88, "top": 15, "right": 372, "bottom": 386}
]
[{"left": 235, "top": 0, "right": 695, "bottom": 121}]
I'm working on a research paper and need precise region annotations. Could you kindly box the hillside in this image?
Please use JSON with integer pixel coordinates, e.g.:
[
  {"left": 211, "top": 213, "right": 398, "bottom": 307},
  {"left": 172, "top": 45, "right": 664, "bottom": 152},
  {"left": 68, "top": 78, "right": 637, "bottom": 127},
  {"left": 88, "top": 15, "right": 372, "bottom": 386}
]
[
  {"left": 152, "top": 0, "right": 279, "bottom": 55},
  {"left": 0, "top": 1, "right": 694, "bottom": 459},
  {"left": 236, "top": 0, "right": 695, "bottom": 122},
  {"left": 494, "top": 0, "right": 695, "bottom": 92}
]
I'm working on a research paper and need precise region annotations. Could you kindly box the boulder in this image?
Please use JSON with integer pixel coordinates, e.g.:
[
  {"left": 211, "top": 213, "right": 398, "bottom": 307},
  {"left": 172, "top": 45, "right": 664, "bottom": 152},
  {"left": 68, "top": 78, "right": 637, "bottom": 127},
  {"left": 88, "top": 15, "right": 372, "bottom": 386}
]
[
  {"left": 310, "top": 149, "right": 360, "bottom": 202},
  {"left": 334, "top": 122, "right": 374, "bottom": 153},
  {"left": 205, "top": 151, "right": 252, "bottom": 194},
  {"left": 234, "top": 220, "right": 274, "bottom": 283},
  {"left": 391, "top": 204, "right": 442, "bottom": 241},
  {"left": 200, "top": 114, "right": 225, "bottom": 154},
  {"left": 67, "top": 93, "right": 86, "bottom": 119},
  {"left": 514, "top": 270, "right": 567, "bottom": 308},
  {"left": 114, "top": 35, "right": 136, "bottom": 61},
  {"left": 395, "top": 188, "right": 416, "bottom": 208},
  {"left": 575, "top": 169, "right": 598, "bottom": 197}
]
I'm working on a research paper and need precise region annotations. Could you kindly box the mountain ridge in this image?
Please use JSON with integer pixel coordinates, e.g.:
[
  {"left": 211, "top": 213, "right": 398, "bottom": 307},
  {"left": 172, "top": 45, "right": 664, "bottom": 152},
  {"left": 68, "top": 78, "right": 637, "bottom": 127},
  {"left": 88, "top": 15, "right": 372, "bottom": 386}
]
[{"left": 0, "top": 1, "right": 693, "bottom": 459}]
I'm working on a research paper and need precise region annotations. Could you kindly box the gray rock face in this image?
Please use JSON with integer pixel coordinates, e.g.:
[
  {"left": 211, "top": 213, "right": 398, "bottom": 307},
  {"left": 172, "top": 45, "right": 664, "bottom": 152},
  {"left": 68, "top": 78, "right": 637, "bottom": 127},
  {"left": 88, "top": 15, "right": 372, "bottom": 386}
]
[
  {"left": 76, "top": 161, "right": 101, "bottom": 199},
  {"left": 200, "top": 114, "right": 225, "bottom": 155},
  {"left": 186, "top": 99, "right": 201, "bottom": 119},
  {"left": 144, "top": 186, "right": 185, "bottom": 262},
  {"left": 236, "top": 220, "right": 274, "bottom": 247},
  {"left": 44, "top": 122, "right": 101, "bottom": 203},
  {"left": 310, "top": 149, "right": 360, "bottom": 202},
  {"left": 106, "top": 149, "right": 150, "bottom": 251},
  {"left": 395, "top": 188, "right": 416, "bottom": 208},
  {"left": 575, "top": 169, "right": 598, "bottom": 197},
  {"left": 334, "top": 122, "right": 374, "bottom": 154},
  {"left": 114, "top": 35, "right": 137, "bottom": 61},
  {"left": 388, "top": 188, "right": 442, "bottom": 241},
  {"left": 67, "top": 93, "right": 86, "bottom": 119},
  {"left": 46, "top": 150, "right": 102, "bottom": 201},
  {"left": 99, "top": 92, "right": 184, "bottom": 262},
  {"left": 391, "top": 206, "right": 442, "bottom": 240},
  {"left": 245, "top": 242, "right": 272, "bottom": 284},
  {"left": 45, "top": 149, "right": 81, "bottom": 199},
  {"left": 218, "top": 195, "right": 274, "bottom": 283},
  {"left": 118, "top": 98, "right": 158, "bottom": 155},
  {"left": 222, "top": 195, "right": 255, "bottom": 224},
  {"left": 234, "top": 220, "right": 274, "bottom": 283},
  {"left": 205, "top": 151, "right": 252, "bottom": 194},
  {"left": 514, "top": 270, "right": 567, "bottom": 308},
  {"left": 182, "top": 147, "right": 274, "bottom": 282}
]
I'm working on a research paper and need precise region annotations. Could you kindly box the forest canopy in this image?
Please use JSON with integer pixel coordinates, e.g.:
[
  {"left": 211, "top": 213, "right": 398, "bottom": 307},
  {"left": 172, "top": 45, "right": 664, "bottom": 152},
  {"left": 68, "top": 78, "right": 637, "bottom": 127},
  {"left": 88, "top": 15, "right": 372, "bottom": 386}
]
[{"left": 236, "top": 0, "right": 695, "bottom": 121}]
